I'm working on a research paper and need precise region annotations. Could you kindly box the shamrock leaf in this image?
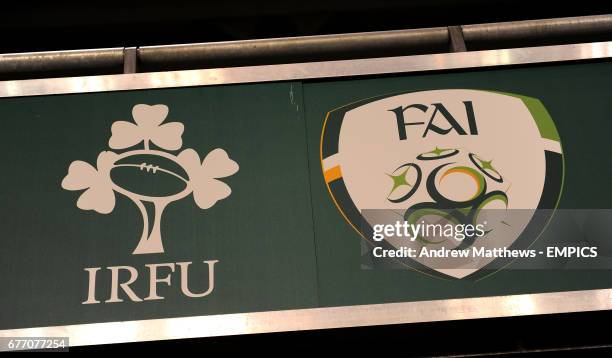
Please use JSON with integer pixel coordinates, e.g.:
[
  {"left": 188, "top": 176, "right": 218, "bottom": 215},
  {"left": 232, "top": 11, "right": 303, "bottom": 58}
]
[
  {"left": 109, "top": 104, "right": 184, "bottom": 150},
  {"left": 177, "top": 148, "right": 239, "bottom": 209},
  {"left": 61, "top": 151, "right": 117, "bottom": 214}
]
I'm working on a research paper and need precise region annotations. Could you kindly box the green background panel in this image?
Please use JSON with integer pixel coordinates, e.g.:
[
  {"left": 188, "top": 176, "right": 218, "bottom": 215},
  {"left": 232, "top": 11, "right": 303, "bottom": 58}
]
[
  {"left": 0, "top": 82, "right": 319, "bottom": 329},
  {"left": 1, "top": 61, "right": 612, "bottom": 330},
  {"left": 302, "top": 61, "right": 612, "bottom": 307}
]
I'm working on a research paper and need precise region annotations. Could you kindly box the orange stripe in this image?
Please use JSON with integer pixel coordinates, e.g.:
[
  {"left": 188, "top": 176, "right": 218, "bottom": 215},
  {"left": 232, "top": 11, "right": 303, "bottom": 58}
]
[
  {"left": 318, "top": 109, "right": 440, "bottom": 280},
  {"left": 324, "top": 165, "right": 342, "bottom": 183},
  {"left": 440, "top": 167, "right": 482, "bottom": 200}
]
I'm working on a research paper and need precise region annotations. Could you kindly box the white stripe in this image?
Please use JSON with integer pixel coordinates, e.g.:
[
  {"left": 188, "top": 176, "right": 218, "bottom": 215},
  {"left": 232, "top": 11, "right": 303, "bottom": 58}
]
[
  {"left": 542, "top": 138, "right": 562, "bottom": 154},
  {"left": 322, "top": 153, "right": 340, "bottom": 171},
  {"left": 0, "top": 289, "right": 610, "bottom": 347}
]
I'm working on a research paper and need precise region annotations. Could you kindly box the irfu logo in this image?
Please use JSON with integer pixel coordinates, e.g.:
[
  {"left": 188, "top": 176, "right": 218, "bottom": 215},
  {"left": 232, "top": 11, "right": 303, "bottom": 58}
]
[
  {"left": 61, "top": 104, "right": 238, "bottom": 303},
  {"left": 61, "top": 104, "right": 239, "bottom": 255}
]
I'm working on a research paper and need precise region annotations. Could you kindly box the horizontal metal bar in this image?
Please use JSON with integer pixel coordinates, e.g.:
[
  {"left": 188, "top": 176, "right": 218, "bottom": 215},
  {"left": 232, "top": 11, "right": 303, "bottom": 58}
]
[
  {"left": 0, "top": 15, "right": 610, "bottom": 78},
  {"left": 463, "top": 14, "right": 612, "bottom": 47},
  {"left": 137, "top": 27, "right": 450, "bottom": 70},
  {"left": 1, "top": 42, "right": 609, "bottom": 98},
  {"left": 0, "top": 48, "right": 124, "bottom": 76},
  {"left": 1, "top": 288, "right": 610, "bottom": 347}
]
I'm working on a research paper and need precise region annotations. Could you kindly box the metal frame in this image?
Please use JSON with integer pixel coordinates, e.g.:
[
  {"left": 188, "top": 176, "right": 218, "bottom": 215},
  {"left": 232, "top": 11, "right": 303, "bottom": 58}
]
[
  {"left": 1, "top": 41, "right": 611, "bottom": 98},
  {"left": 1, "top": 14, "right": 611, "bottom": 77},
  {"left": 0, "top": 41, "right": 611, "bottom": 346},
  {"left": 1, "top": 289, "right": 611, "bottom": 347}
]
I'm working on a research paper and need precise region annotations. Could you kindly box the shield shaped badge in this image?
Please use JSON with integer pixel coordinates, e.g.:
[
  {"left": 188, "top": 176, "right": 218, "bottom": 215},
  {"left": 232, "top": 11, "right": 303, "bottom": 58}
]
[{"left": 320, "top": 89, "right": 564, "bottom": 279}]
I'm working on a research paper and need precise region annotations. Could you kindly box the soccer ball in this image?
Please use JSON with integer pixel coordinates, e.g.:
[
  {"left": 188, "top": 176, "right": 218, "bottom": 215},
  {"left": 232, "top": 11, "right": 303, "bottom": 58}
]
[{"left": 386, "top": 147, "right": 510, "bottom": 248}]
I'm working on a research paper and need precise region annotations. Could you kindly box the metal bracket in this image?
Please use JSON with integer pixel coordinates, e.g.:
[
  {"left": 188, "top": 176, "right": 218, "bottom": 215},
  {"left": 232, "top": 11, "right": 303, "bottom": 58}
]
[
  {"left": 448, "top": 26, "right": 467, "bottom": 52},
  {"left": 123, "top": 47, "right": 138, "bottom": 74}
]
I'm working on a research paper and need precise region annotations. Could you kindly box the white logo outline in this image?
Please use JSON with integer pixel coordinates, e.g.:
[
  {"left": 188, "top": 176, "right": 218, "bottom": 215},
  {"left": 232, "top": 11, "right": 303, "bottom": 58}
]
[{"left": 62, "top": 104, "right": 239, "bottom": 254}]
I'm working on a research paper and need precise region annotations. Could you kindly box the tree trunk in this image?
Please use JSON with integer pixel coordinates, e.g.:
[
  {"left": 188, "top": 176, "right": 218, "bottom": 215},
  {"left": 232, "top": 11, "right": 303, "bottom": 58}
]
[{"left": 132, "top": 200, "right": 167, "bottom": 254}]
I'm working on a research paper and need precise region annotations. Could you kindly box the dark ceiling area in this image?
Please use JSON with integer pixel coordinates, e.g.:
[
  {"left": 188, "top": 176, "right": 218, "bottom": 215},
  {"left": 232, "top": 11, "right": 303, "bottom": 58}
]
[{"left": 2, "top": 0, "right": 612, "bottom": 53}]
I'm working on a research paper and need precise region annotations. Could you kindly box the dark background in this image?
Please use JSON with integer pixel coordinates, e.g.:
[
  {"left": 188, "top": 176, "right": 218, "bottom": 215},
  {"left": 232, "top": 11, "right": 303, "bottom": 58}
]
[
  {"left": 6, "top": 1, "right": 612, "bottom": 356},
  {"left": 1, "top": 0, "right": 612, "bottom": 53}
]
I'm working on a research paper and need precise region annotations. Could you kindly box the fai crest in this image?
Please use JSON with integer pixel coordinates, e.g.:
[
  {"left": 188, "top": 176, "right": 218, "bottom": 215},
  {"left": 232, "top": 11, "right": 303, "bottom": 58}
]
[{"left": 320, "top": 89, "right": 563, "bottom": 279}]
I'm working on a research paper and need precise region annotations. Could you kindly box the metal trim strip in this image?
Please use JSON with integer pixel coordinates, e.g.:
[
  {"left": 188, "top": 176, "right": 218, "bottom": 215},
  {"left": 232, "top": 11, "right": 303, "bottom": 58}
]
[
  {"left": 0, "top": 289, "right": 610, "bottom": 346},
  {"left": 0, "top": 41, "right": 610, "bottom": 98}
]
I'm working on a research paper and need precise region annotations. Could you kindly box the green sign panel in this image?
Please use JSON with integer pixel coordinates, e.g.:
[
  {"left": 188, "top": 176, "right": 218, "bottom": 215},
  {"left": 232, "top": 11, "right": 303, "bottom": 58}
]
[
  {"left": 1, "top": 59, "right": 612, "bottom": 338},
  {"left": 0, "top": 83, "right": 318, "bottom": 328}
]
